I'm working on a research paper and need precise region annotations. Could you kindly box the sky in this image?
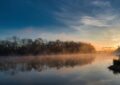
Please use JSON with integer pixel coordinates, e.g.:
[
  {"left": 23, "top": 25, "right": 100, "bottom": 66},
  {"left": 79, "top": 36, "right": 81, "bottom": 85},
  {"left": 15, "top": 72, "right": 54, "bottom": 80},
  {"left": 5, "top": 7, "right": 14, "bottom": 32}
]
[{"left": 1, "top": 0, "right": 120, "bottom": 50}]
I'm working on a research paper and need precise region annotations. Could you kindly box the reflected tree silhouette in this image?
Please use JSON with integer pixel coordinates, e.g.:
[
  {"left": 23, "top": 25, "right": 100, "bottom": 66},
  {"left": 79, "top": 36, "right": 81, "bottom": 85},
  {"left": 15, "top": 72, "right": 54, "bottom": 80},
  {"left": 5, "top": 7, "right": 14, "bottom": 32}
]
[{"left": 0, "top": 55, "right": 95, "bottom": 75}]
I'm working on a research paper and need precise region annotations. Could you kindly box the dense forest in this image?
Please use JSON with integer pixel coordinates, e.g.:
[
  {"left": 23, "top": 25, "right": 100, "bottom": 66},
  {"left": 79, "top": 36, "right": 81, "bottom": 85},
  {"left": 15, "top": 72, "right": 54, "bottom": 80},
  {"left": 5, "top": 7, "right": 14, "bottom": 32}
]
[{"left": 0, "top": 37, "right": 96, "bottom": 56}]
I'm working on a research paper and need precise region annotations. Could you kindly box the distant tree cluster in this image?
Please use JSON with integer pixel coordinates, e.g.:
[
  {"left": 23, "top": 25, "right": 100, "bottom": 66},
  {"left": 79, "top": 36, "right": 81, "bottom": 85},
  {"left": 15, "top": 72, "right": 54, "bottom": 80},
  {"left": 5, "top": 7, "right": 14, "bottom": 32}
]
[
  {"left": 0, "top": 37, "right": 96, "bottom": 56},
  {"left": 114, "top": 47, "right": 120, "bottom": 54}
]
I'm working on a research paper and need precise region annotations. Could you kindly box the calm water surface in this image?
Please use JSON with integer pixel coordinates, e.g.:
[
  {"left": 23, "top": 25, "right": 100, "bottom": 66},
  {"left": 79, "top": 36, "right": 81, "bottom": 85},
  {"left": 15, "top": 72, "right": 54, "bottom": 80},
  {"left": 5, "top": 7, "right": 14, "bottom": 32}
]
[{"left": 0, "top": 54, "right": 119, "bottom": 85}]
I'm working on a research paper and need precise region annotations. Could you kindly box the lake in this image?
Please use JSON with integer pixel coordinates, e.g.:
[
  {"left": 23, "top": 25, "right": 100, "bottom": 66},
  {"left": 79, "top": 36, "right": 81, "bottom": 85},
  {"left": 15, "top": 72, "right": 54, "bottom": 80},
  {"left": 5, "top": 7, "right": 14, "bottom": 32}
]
[{"left": 0, "top": 54, "right": 119, "bottom": 85}]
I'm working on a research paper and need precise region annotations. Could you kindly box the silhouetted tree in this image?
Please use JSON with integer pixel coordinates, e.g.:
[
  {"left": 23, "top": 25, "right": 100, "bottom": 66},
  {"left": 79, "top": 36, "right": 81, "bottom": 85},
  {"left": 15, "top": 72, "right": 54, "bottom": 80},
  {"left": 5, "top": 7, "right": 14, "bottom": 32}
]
[{"left": 0, "top": 37, "right": 96, "bottom": 56}]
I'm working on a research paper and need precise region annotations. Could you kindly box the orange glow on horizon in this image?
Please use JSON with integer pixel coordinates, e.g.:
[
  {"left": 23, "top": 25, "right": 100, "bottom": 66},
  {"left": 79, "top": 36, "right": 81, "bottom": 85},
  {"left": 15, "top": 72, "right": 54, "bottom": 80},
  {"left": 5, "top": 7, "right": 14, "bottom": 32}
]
[{"left": 93, "top": 43, "right": 117, "bottom": 51}]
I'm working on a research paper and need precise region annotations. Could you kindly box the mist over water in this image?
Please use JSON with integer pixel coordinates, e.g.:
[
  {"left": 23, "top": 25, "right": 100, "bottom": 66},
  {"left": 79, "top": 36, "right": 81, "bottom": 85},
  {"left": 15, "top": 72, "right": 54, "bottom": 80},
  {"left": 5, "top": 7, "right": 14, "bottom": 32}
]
[{"left": 0, "top": 53, "right": 119, "bottom": 85}]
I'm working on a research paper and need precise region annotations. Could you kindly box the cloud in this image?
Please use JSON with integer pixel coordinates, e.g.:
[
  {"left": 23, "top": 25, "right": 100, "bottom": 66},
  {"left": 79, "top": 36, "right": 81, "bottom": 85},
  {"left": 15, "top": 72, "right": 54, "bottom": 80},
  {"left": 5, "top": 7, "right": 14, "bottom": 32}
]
[
  {"left": 78, "top": 13, "right": 119, "bottom": 29},
  {"left": 91, "top": 0, "right": 111, "bottom": 7},
  {"left": 80, "top": 16, "right": 109, "bottom": 28},
  {"left": 53, "top": 0, "right": 120, "bottom": 50},
  {"left": 71, "top": 13, "right": 120, "bottom": 48}
]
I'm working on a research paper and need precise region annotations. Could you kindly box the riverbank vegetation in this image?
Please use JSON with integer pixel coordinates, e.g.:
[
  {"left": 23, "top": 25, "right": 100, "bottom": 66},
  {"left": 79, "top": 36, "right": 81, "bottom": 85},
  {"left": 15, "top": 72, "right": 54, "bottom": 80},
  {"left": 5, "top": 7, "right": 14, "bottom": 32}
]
[
  {"left": 0, "top": 37, "right": 96, "bottom": 56},
  {"left": 115, "top": 47, "right": 120, "bottom": 53}
]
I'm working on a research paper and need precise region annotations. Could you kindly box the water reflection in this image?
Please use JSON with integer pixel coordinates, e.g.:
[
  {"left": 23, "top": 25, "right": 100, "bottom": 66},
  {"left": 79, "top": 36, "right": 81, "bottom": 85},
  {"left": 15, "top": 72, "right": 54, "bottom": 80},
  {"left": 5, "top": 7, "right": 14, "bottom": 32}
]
[
  {"left": 0, "top": 54, "right": 119, "bottom": 85},
  {"left": 0, "top": 55, "right": 95, "bottom": 75}
]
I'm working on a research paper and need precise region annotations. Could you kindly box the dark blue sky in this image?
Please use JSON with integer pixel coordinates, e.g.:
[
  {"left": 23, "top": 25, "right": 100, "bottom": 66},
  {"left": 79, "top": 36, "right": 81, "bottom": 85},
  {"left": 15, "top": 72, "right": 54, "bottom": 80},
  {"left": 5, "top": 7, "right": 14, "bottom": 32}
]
[
  {"left": 0, "top": 0, "right": 63, "bottom": 27},
  {"left": 1, "top": 0, "right": 120, "bottom": 49}
]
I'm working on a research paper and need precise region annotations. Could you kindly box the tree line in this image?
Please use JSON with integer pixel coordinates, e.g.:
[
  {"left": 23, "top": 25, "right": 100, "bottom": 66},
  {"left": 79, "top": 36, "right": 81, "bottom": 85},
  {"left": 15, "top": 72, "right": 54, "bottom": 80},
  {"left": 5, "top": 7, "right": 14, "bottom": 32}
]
[{"left": 0, "top": 36, "right": 96, "bottom": 56}]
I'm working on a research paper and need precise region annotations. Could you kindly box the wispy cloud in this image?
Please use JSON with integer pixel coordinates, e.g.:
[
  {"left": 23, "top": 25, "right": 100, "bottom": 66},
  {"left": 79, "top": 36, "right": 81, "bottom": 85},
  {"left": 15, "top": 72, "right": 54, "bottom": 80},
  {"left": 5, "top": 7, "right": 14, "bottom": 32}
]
[
  {"left": 91, "top": 0, "right": 111, "bottom": 7},
  {"left": 80, "top": 16, "right": 109, "bottom": 28},
  {"left": 53, "top": 0, "right": 120, "bottom": 49}
]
